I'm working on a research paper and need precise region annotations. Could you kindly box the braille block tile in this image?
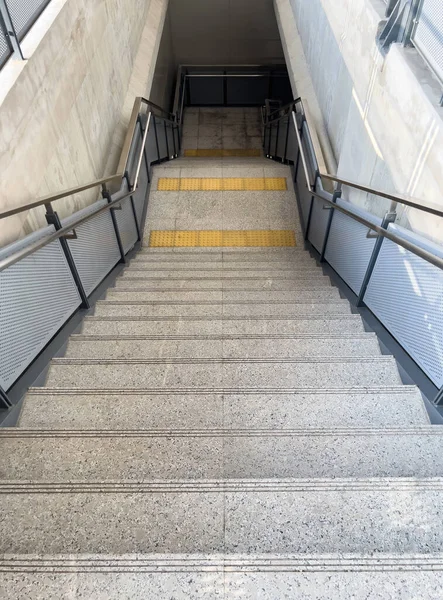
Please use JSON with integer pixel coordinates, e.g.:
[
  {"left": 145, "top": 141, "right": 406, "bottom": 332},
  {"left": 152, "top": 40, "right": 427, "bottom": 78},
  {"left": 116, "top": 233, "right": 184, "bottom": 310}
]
[
  {"left": 157, "top": 178, "right": 287, "bottom": 192},
  {"left": 149, "top": 230, "right": 296, "bottom": 247}
]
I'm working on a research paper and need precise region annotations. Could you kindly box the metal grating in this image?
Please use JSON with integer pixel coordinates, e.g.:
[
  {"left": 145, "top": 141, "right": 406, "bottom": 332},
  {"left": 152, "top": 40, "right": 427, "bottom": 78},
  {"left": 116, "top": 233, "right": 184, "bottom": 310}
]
[
  {"left": 0, "top": 226, "right": 80, "bottom": 390},
  {"left": 132, "top": 153, "right": 149, "bottom": 227},
  {"left": 412, "top": 0, "right": 443, "bottom": 84},
  {"left": 155, "top": 117, "right": 168, "bottom": 161},
  {"left": 114, "top": 196, "right": 138, "bottom": 254},
  {"left": 0, "top": 14, "right": 11, "bottom": 67},
  {"left": 365, "top": 224, "right": 443, "bottom": 387},
  {"left": 62, "top": 201, "right": 121, "bottom": 296},
  {"left": 6, "top": 0, "right": 51, "bottom": 40},
  {"left": 308, "top": 190, "right": 333, "bottom": 253},
  {"left": 325, "top": 199, "right": 382, "bottom": 294}
]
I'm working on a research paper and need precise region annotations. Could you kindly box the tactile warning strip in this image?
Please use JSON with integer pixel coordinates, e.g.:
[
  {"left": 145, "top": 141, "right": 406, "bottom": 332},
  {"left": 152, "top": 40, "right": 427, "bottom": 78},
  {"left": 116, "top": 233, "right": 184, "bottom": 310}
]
[
  {"left": 157, "top": 178, "right": 287, "bottom": 191},
  {"left": 184, "top": 149, "right": 262, "bottom": 157},
  {"left": 149, "top": 230, "right": 296, "bottom": 247}
]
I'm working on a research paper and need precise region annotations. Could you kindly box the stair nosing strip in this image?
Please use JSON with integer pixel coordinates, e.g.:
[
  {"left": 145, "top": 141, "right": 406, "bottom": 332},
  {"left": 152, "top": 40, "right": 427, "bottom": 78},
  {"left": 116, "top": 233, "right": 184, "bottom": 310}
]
[
  {"left": 26, "top": 385, "right": 419, "bottom": 395},
  {"left": 50, "top": 357, "right": 396, "bottom": 365}
]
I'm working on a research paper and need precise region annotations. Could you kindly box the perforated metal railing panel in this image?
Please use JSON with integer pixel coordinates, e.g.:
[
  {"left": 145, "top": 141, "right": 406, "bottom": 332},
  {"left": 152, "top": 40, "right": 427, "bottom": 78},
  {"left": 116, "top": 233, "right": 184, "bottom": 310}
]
[
  {"left": 0, "top": 18, "right": 11, "bottom": 67},
  {"left": 62, "top": 201, "right": 121, "bottom": 297},
  {"left": 0, "top": 227, "right": 80, "bottom": 390},
  {"left": 132, "top": 154, "right": 149, "bottom": 227},
  {"left": 412, "top": 0, "right": 443, "bottom": 84},
  {"left": 364, "top": 225, "right": 443, "bottom": 387},
  {"left": 115, "top": 196, "right": 138, "bottom": 254},
  {"left": 324, "top": 200, "right": 382, "bottom": 295},
  {"left": 6, "top": 0, "right": 51, "bottom": 39},
  {"left": 308, "top": 193, "right": 332, "bottom": 254}
]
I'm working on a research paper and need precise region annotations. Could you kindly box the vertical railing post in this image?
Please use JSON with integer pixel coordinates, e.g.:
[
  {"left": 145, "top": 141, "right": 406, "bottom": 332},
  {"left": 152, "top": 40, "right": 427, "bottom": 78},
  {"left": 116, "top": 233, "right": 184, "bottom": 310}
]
[
  {"left": 0, "top": 383, "right": 12, "bottom": 409},
  {"left": 45, "top": 203, "right": 90, "bottom": 309},
  {"left": 433, "top": 385, "right": 443, "bottom": 406},
  {"left": 357, "top": 210, "right": 397, "bottom": 307},
  {"left": 102, "top": 184, "right": 126, "bottom": 264},
  {"left": 320, "top": 183, "right": 342, "bottom": 262},
  {"left": 163, "top": 121, "right": 170, "bottom": 159},
  {"left": 274, "top": 119, "right": 280, "bottom": 159},
  {"left": 267, "top": 121, "right": 273, "bottom": 157},
  {"left": 0, "top": 0, "right": 24, "bottom": 59},
  {"left": 152, "top": 117, "right": 161, "bottom": 163},
  {"left": 124, "top": 174, "right": 142, "bottom": 242},
  {"left": 283, "top": 116, "right": 290, "bottom": 164}
]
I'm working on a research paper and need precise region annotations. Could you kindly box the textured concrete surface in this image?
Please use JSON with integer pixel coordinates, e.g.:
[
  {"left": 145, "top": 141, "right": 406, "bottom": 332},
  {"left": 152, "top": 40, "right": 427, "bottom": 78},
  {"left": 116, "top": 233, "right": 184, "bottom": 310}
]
[
  {"left": 19, "top": 389, "right": 429, "bottom": 430},
  {"left": 2, "top": 481, "right": 443, "bottom": 554},
  {"left": 64, "top": 334, "right": 380, "bottom": 360},
  {"left": 45, "top": 357, "right": 401, "bottom": 389},
  {"left": 3, "top": 429, "right": 443, "bottom": 480},
  {"left": 93, "top": 300, "right": 352, "bottom": 318},
  {"left": 2, "top": 556, "right": 443, "bottom": 599}
]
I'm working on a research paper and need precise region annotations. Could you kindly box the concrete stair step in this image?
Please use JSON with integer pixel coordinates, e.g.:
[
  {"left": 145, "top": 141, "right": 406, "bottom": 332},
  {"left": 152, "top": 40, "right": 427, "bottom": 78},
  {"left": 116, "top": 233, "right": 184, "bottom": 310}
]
[
  {"left": 65, "top": 334, "right": 382, "bottom": 360},
  {"left": 138, "top": 249, "right": 308, "bottom": 258},
  {"left": 93, "top": 300, "right": 353, "bottom": 318},
  {"left": 121, "top": 269, "right": 324, "bottom": 279},
  {"left": 1, "top": 554, "right": 442, "bottom": 599},
  {"left": 1, "top": 479, "right": 443, "bottom": 554},
  {"left": 105, "top": 289, "right": 342, "bottom": 302},
  {"left": 113, "top": 278, "right": 332, "bottom": 291},
  {"left": 2, "top": 428, "right": 443, "bottom": 480},
  {"left": 81, "top": 315, "right": 365, "bottom": 335},
  {"left": 45, "top": 357, "right": 401, "bottom": 389},
  {"left": 19, "top": 387, "right": 429, "bottom": 430},
  {"left": 128, "top": 260, "right": 316, "bottom": 269}
]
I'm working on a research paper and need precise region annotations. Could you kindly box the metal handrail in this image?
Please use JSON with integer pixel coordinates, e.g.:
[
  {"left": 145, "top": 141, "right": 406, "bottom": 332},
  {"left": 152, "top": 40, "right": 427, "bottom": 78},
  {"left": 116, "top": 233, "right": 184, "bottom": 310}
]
[
  {"left": 0, "top": 97, "right": 174, "bottom": 221},
  {"left": 267, "top": 98, "right": 443, "bottom": 220},
  {"left": 0, "top": 190, "right": 133, "bottom": 273},
  {"left": 0, "top": 96, "right": 177, "bottom": 274},
  {"left": 289, "top": 112, "right": 443, "bottom": 272}
]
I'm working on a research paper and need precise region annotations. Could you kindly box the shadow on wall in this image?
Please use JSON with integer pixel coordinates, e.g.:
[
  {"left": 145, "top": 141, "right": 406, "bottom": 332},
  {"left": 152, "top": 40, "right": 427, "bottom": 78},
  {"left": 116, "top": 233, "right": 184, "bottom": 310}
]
[{"left": 288, "top": 0, "right": 442, "bottom": 242}]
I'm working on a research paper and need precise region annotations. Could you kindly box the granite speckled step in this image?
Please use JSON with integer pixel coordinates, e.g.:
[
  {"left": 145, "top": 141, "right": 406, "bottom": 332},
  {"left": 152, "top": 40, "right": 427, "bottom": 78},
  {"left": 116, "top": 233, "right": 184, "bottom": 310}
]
[
  {"left": 1, "top": 554, "right": 442, "bottom": 599},
  {"left": 19, "top": 388, "right": 428, "bottom": 430},
  {"left": 113, "top": 278, "right": 332, "bottom": 291},
  {"left": 44, "top": 357, "right": 401, "bottom": 389},
  {"left": 105, "top": 289, "right": 343, "bottom": 302},
  {"left": 93, "top": 300, "right": 352, "bottom": 318},
  {"left": 2, "top": 428, "right": 443, "bottom": 480},
  {"left": 1, "top": 480, "right": 443, "bottom": 555},
  {"left": 64, "top": 334, "right": 381, "bottom": 359},
  {"left": 81, "top": 315, "right": 365, "bottom": 336}
]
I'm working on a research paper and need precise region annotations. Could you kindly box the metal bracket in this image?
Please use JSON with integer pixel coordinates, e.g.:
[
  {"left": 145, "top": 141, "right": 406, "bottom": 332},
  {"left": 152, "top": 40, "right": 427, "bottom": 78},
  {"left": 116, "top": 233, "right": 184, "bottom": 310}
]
[
  {"left": 322, "top": 205, "right": 333, "bottom": 210},
  {"left": 0, "top": 384, "right": 12, "bottom": 409},
  {"left": 111, "top": 204, "right": 123, "bottom": 211},
  {"left": 433, "top": 386, "right": 443, "bottom": 406},
  {"left": 61, "top": 229, "right": 78, "bottom": 240}
]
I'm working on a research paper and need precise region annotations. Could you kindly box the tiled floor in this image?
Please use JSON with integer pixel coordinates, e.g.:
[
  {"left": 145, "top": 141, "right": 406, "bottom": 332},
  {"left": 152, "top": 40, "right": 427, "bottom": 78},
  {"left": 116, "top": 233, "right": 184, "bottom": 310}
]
[{"left": 181, "top": 107, "right": 263, "bottom": 151}]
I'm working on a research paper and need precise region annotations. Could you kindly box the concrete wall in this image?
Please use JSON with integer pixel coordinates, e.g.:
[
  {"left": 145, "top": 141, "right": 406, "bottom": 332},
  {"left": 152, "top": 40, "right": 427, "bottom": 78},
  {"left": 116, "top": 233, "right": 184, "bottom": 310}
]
[
  {"left": 169, "top": 0, "right": 284, "bottom": 65},
  {"left": 275, "top": 0, "right": 443, "bottom": 242},
  {"left": 149, "top": 11, "right": 176, "bottom": 114},
  {"left": 0, "top": 0, "right": 168, "bottom": 246}
]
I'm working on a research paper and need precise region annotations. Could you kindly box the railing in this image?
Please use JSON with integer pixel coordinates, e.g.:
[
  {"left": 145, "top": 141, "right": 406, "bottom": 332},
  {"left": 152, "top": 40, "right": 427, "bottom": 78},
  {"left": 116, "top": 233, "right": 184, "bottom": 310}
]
[
  {"left": 264, "top": 98, "right": 443, "bottom": 405},
  {"left": 0, "top": 0, "right": 52, "bottom": 68},
  {"left": 172, "top": 64, "right": 293, "bottom": 135},
  {"left": 0, "top": 96, "right": 179, "bottom": 409}
]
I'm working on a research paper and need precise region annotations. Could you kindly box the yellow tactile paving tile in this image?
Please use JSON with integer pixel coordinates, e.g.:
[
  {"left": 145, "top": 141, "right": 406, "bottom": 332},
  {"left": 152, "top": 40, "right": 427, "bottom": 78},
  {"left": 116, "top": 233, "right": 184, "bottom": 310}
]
[
  {"left": 149, "top": 230, "right": 296, "bottom": 248},
  {"left": 184, "top": 149, "right": 262, "bottom": 157},
  {"left": 157, "top": 178, "right": 287, "bottom": 191}
]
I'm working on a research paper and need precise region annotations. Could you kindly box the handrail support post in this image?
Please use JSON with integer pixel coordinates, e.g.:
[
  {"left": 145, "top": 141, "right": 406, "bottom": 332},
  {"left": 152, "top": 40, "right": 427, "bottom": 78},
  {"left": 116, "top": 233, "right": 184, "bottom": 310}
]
[
  {"left": 0, "top": 383, "right": 12, "bottom": 409},
  {"left": 320, "top": 183, "right": 342, "bottom": 262},
  {"left": 102, "top": 184, "right": 126, "bottom": 264},
  {"left": 44, "top": 203, "right": 90, "bottom": 309},
  {"left": 357, "top": 211, "right": 397, "bottom": 307}
]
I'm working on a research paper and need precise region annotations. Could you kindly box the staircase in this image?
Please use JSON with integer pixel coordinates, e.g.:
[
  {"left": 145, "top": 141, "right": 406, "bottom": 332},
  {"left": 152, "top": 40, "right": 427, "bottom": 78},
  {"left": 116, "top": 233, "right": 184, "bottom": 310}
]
[{"left": 1, "top": 107, "right": 443, "bottom": 598}]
